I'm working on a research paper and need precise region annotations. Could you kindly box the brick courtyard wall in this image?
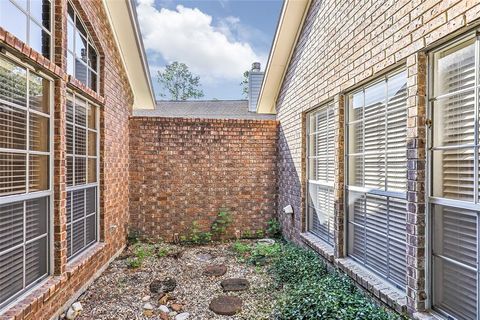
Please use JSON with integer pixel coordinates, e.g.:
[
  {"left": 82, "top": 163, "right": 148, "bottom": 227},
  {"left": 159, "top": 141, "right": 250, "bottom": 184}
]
[
  {"left": 275, "top": 0, "right": 480, "bottom": 316},
  {"left": 129, "top": 117, "right": 278, "bottom": 242},
  {"left": 0, "top": 0, "right": 133, "bottom": 319}
]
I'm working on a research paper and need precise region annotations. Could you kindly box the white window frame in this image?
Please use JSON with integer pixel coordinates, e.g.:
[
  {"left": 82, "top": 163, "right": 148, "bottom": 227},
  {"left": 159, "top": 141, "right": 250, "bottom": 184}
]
[
  {"left": 65, "top": 90, "right": 100, "bottom": 262},
  {"left": 426, "top": 31, "right": 480, "bottom": 320},
  {"left": 305, "top": 102, "right": 335, "bottom": 246},
  {"left": 344, "top": 68, "right": 408, "bottom": 290},
  {"left": 0, "top": 51, "right": 54, "bottom": 310}
]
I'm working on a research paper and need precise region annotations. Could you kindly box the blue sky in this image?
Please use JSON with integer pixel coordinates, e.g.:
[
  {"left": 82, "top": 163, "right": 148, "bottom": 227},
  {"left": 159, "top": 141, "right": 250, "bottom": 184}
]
[{"left": 136, "top": 0, "right": 283, "bottom": 100}]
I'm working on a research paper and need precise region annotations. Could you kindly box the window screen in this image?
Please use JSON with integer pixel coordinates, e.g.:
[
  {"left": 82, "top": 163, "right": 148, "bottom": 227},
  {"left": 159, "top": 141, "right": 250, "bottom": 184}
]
[
  {"left": 306, "top": 104, "right": 335, "bottom": 245},
  {"left": 346, "top": 70, "right": 408, "bottom": 290},
  {"left": 430, "top": 36, "right": 480, "bottom": 320},
  {"left": 0, "top": 55, "right": 51, "bottom": 308},
  {"left": 0, "top": 0, "right": 52, "bottom": 59},
  {"left": 66, "top": 92, "right": 98, "bottom": 260},
  {"left": 66, "top": 1, "right": 99, "bottom": 91}
]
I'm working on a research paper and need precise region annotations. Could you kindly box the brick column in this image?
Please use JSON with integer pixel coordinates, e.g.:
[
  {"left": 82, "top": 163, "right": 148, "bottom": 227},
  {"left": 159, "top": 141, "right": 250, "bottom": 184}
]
[
  {"left": 405, "top": 52, "right": 427, "bottom": 313},
  {"left": 334, "top": 94, "right": 345, "bottom": 258},
  {"left": 52, "top": 0, "right": 68, "bottom": 275}
]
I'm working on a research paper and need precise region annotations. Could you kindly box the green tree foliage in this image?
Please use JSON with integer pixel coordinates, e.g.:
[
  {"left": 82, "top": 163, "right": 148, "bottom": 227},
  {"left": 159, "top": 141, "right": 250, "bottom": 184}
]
[
  {"left": 240, "top": 70, "right": 249, "bottom": 99},
  {"left": 157, "top": 61, "right": 204, "bottom": 100}
]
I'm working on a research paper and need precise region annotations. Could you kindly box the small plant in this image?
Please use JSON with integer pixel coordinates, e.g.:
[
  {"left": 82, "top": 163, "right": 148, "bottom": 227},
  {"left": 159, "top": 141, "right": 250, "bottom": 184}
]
[
  {"left": 267, "top": 218, "right": 282, "bottom": 238},
  {"left": 126, "top": 243, "right": 154, "bottom": 268},
  {"left": 180, "top": 221, "right": 212, "bottom": 245},
  {"left": 157, "top": 247, "right": 170, "bottom": 258},
  {"left": 231, "top": 241, "right": 252, "bottom": 255},
  {"left": 256, "top": 229, "right": 265, "bottom": 238},
  {"left": 211, "top": 210, "right": 232, "bottom": 239},
  {"left": 126, "top": 257, "right": 142, "bottom": 269},
  {"left": 242, "top": 230, "right": 254, "bottom": 239},
  {"left": 127, "top": 229, "right": 140, "bottom": 245},
  {"left": 248, "top": 242, "right": 281, "bottom": 265}
]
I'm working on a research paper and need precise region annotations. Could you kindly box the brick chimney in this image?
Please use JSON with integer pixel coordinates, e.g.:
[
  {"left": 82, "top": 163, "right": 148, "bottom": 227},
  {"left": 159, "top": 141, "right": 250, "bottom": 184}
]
[{"left": 248, "top": 62, "right": 264, "bottom": 112}]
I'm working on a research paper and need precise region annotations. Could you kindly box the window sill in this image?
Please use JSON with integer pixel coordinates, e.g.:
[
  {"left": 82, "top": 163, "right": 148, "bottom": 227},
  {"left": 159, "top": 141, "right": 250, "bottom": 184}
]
[
  {"left": 66, "top": 242, "right": 106, "bottom": 278},
  {"left": 67, "top": 76, "right": 105, "bottom": 105},
  {"left": 412, "top": 311, "right": 444, "bottom": 320},
  {"left": 300, "top": 232, "right": 334, "bottom": 262},
  {"left": 335, "top": 257, "right": 407, "bottom": 314},
  {"left": 0, "top": 275, "right": 66, "bottom": 320}
]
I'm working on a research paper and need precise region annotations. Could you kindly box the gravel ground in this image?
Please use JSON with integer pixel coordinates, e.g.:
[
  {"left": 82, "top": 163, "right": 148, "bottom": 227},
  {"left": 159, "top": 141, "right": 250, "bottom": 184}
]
[{"left": 75, "top": 241, "right": 277, "bottom": 320}]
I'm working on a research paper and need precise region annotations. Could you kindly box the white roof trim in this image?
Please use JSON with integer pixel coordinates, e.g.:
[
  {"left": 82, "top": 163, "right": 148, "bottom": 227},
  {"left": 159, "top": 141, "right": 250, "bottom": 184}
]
[
  {"left": 256, "top": 0, "right": 311, "bottom": 114},
  {"left": 103, "top": 0, "right": 156, "bottom": 110}
]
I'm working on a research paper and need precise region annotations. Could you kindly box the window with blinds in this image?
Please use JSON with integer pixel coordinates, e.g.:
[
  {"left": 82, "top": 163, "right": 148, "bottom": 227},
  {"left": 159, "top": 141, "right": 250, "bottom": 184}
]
[
  {"left": 346, "top": 69, "right": 408, "bottom": 290},
  {"left": 66, "top": 92, "right": 98, "bottom": 260},
  {"left": 0, "top": 55, "right": 51, "bottom": 308},
  {"left": 429, "top": 36, "right": 480, "bottom": 320},
  {"left": 306, "top": 103, "right": 335, "bottom": 245}
]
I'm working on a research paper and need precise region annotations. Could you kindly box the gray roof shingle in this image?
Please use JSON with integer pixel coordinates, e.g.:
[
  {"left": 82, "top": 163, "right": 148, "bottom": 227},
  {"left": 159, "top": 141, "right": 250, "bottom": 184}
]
[{"left": 132, "top": 100, "right": 276, "bottom": 120}]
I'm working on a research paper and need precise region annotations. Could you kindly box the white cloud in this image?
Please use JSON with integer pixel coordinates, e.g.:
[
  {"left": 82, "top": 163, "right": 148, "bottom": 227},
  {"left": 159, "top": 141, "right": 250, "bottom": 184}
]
[{"left": 136, "top": 1, "right": 265, "bottom": 83}]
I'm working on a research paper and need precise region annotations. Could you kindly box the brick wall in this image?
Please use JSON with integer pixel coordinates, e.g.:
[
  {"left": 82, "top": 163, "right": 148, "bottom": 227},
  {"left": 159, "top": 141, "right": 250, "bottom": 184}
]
[
  {"left": 129, "top": 117, "right": 278, "bottom": 242},
  {"left": 0, "top": 0, "right": 133, "bottom": 319},
  {"left": 275, "top": 0, "right": 480, "bottom": 316}
]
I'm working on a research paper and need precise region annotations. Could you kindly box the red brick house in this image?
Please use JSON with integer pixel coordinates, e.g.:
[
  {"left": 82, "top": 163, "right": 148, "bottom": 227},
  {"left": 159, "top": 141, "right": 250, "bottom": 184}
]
[
  {"left": 256, "top": 0, "right": 480, "bottom": 319},
  {"left": 0, "top": 0, "right": 155, "bottom": 318}
]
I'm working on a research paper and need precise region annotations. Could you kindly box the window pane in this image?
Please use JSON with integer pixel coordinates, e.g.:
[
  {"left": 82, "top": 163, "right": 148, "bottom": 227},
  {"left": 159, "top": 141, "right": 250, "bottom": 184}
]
[
  {"left": 67, "top": 2, "right": 74, "bottom": 22},
  {"left": 348, "top": 155, "right": 363, "bottom": 187},
  {"left": 433, "top": 90, "right": 475, "bottom": 147},
  {"left": 88, "top": 69, "right": 97, "bottom": 91},
  {"left": 29, "top": 72, "right": 49, "bottom": 114},
  {"left": 66, "top": 156, "right": 73, "bottom": 186},
  {"left": 74, "top": 157, "right": 86, "bottom": 185},
  {"left": 348, "top": 121, "right": 363, "bottom": 154},
  {"left": 432, "top": 148, "right": 474, "bottom": 201},
  {"left": 433, "top": 205, "right": 477, "bottom": 268},
  {"left": 71, "top": 220, "right": 85, "bottom": 255},
  {"left": 86, "top": 214, "right": 96, "bottom": 245},
  {"left": 86, "top": 187, "right": 96, "bottom": 214},
  {"left": 29, "top": 154, "right": 48, "bottom": 192},
  {"left": 433, "top": 256, "right": 477, "bottom": 320},
  {"left": 67, "top": 51, "right": 74, "bottom": 76},
  {"left": 75, "top": 98, "right": 87, "bottom": 126},
  {"left": 75, "top": 33, "right": 87, "bottom": 63},
  {"left": 364, "top": 153, "right": 385, "bottom": 189},
  {"left": 88, "top": 44, "right": 97, "bottom": 70},
  {"left": 75, "top": 126, "right": 86, "bottom": 155},
  {"left": 72, "top": 190, "right": 84, "bottom": 221},
  {"left": 66, "top": 123, "right": 73, "bottom": 154},
  {"left": 0, "top": 152, "right": 26, "bottom": 196},
  {"left": 433, "top": 38, "right": 475, "bottom": 97},
  {"left": 88, "top": 158, "right": 96, "bottom": 183},
  {"left": 348, "top": 91, "right": 363, "bottom": 122},
  {"left": 26, "top": 197, "right": 48, "bottom": 241},
  {"left": 364, "top": 81, "right": 385, "bottom": 113},
  {"left": 0, "top": 57, "right": 27, "bottom": 106},
  {"left": 0, "top": 246, "right": 23, "bottom": 306},
  {"left": 30, "top": 0, "right": 51, "bottom": 30},
  {"left": 29, "top": 21, "right": 50, "bottom": 59},
  {"left": 75, "top": 59, "right": 88, "bottom": 86},
  {"left": 87, "top": 105, "right": 96, "bottom": 129},
  {"left": 25, "top": 236, "right": 47, "bottom": 286},
  {"left": 0, "top": 201, "right": 24, "bottom": 252},
  {"left": 29, "top": 113, "right": 49, "bottom": 152},
  {"left": 0, "top": 1, "right": 27, "bottom": 44},
  {"left": 0, "top": 103, "right": 27, "bottom": 150}
]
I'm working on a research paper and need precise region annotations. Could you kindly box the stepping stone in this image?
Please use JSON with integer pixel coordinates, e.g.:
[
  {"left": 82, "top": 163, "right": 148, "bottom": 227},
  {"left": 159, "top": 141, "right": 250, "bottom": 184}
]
[
  {"left": 196, "top": 252, "right": 214, "bottom": 262},
  {"left": 150, "top": 278, "right": 177, "bottom": 294},
  {"left": 209, "top": 296, "right": 242, "bottom": 316},
  {"left": 203, "top": 264, "right": 227, "bottom": 277},
  {"left": 220, "top": 278, "right": 249, "bottom": 292}
]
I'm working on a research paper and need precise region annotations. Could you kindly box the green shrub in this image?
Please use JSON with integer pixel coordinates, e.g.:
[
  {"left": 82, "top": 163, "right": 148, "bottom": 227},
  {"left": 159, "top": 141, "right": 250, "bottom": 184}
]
[
  {"left": 271, "top": 244, "right": 403, "bottom": 320},
  {"left": 180, "top": 221, "right": 212, "bottom": 245},
  {"left": 211, "top": 210, "right": 232, "bottom": 239},
  {"left": 267, "top": 218, "right": 282, "bottom": 238}
]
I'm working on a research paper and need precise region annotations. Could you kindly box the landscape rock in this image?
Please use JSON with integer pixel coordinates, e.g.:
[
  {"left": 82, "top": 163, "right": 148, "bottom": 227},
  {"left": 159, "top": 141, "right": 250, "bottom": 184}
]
[
  {"left": 170, "top": 303, "right": 183, "bottom": 312},
  {"left": 143, "top": 302, "right": 154, "bottom": 310},
  {"left": 220, "top": 278, "right": 250, "bottom": 292},
  {"left": 209, "top": 296, "right": 242, "bottom": 315},
  {"left": 175, "top": 312, "right": 190, "bottom": 320},
  {"left": 143, "top": 310, "right": 154, "bottom": 317},
  {"left": 65, "top": 302, "right": 83, "bottom": 320},
  {"left": 257, "top": 238, "right": 275, "bottom": 246},
  {"left": 196, "top": 252, "right": 214, "bottom": 262},
  {"left": 150, "top": 278, "right": 177, "bottom": 294},
  {"left": 159, "top": 312, "right": 169, "bottom": 320},
  {"left": 142, "top": 295, "right": 151, "bottom": 302},
  {"left": 71, "top": 302, "right": 83, "bottom": 313},
  {"left": 203, "top": 264, "right": 227, "bottom": 277},
  {"left": 159, "top": 305, "right": 170, "bottom": 313},
  {"left": 65, "top": 308, "right": 76, "bottom": 320}
]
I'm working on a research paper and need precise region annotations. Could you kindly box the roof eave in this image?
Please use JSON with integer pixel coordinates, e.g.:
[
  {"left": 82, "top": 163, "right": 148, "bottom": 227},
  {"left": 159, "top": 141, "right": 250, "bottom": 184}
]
[
  {"left": 256, "top": 0, "right": 312, "bottom": 114},
  {"left": 103, "top": 0, "right": 156, "bottom": 110}
]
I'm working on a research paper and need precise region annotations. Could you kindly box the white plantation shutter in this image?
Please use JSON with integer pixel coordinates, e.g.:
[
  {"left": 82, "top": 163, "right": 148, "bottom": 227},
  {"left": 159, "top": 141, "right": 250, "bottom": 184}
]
[
  {"left": 0, "top": 55, "right": 51, "bottom": 308},
  {"left": 346, "top": 70, "right": 408, "bottom": 289},
  {"left": 430, "top": 38, "right": 479, "bottom": 320},
  {"left": 307, "top": 104, "right": 335, "bottom": 245}
]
